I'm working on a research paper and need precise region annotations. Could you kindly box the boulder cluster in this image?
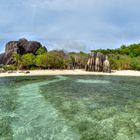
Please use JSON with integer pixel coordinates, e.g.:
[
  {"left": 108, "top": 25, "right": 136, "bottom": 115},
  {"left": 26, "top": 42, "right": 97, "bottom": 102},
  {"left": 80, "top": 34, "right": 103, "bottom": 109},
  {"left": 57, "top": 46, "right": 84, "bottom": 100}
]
[
  {"left": 85, "top": 52, "right": 111, "bottom": 73},
  {"left": 0, "top": 38, "right": 47, "bottom": 65}
]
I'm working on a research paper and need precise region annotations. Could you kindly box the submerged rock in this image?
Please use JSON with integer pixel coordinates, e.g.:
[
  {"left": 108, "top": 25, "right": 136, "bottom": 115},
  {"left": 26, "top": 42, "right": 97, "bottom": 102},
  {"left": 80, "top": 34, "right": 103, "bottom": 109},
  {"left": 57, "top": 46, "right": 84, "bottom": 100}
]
[{"left": 0, "top": 38, "right": 47, "bottom": 65}]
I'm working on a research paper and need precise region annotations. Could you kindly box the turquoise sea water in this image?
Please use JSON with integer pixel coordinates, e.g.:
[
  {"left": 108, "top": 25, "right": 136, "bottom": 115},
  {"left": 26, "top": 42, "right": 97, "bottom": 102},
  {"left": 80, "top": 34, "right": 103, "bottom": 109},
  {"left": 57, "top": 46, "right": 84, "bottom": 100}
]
[{"left": 0, "top": 75, "right": 140, "bottom": 140}]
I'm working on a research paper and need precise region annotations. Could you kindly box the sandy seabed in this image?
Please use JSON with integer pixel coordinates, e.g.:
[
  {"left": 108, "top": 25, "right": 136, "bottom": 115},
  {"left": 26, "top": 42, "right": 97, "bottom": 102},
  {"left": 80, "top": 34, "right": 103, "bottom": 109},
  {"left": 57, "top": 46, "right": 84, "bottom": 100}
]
[{"left": 0, "top": 69, "right": 140, "bottom": 77}]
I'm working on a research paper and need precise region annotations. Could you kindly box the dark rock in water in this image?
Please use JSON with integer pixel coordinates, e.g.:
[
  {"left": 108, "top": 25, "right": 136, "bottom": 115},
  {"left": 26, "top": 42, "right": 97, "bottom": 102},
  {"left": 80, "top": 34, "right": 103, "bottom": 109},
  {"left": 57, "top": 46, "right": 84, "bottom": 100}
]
[
  {"left": 25, "top": 71, "right": 30, "bottom": 74},
  {"left": 0, "top": 38, "right": 47, "bottom": 65},
  {"left": 85, "top": 52, "right": 111, "bottom": 73}
]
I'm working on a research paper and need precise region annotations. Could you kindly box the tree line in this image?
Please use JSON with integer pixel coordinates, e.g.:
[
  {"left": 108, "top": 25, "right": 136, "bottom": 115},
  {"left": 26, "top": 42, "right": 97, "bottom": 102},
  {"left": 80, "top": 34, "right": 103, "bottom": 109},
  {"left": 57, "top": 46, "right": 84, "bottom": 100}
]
[
  {"left": 91, "top": 43, "right": 140, "bottom": 70},
  {"left": 2, "top": 43, "right": 140, "bottom": 71},
  {"left": 9, "top": 48, "right": 88, "bottom": 70}
]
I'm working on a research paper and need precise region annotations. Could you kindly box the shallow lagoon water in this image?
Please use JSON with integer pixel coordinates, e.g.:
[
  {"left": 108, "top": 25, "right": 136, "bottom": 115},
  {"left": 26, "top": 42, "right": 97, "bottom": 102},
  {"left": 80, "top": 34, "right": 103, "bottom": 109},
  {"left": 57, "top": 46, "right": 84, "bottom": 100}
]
[
  {"left": 0, "top": 75, "right": 140, "bottom": 140},
  {"left": 76, "top": 79, "right": 110, "bottom": 84}
]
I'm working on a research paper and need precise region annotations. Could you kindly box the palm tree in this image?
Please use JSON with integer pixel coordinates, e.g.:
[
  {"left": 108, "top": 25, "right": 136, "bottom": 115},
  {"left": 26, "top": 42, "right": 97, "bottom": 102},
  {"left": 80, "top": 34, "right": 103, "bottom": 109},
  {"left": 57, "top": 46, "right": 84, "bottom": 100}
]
[{"left": 12, "top": 53, "right": 22, "bottom": 70}]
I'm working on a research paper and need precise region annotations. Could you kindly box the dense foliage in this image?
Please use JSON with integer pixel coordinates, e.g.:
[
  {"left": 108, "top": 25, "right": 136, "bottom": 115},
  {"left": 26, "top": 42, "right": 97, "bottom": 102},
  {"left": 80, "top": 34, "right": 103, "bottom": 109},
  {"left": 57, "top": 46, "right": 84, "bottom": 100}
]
[
  {"left": 12, "top": 50, "right": 88, "bottom": 70},
  {"left": 92, "top": 44, "right": 140, "bottom": 57},
  {"left": 4, "top": 43, "right": 140, "bottom": 71},
  {"left": 92, "top": 43, "right": 140, "bottom": 70}
]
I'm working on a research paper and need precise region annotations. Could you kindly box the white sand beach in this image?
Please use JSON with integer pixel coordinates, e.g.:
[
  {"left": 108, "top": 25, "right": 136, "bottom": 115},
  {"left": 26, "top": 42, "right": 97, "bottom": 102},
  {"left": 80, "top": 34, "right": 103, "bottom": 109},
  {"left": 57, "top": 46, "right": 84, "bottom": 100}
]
[{"left": 0, "top": 69, "right": 140, "bottom": 77}]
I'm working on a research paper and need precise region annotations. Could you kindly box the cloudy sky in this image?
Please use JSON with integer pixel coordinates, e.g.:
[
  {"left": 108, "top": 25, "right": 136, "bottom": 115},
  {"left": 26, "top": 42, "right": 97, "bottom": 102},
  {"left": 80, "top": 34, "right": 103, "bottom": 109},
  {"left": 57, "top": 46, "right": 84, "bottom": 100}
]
[{"left": 0, "top": 0, "right": 140, "bottom": 52}]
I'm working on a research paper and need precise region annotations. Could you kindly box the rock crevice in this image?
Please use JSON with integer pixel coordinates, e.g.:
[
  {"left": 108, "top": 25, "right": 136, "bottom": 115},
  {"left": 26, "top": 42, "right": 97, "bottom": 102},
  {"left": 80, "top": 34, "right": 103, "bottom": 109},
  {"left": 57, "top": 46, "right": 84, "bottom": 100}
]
[{"left": 85, "top": 52, "right": 111, "bottom": 73}]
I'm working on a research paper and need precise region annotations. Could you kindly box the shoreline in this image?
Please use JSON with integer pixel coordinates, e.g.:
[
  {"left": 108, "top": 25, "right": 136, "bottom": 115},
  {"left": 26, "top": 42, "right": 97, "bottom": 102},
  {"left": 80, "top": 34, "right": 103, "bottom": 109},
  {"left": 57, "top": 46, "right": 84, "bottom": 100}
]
[{"left": 0, "top": 69, "right": 140, "bottom": 77}]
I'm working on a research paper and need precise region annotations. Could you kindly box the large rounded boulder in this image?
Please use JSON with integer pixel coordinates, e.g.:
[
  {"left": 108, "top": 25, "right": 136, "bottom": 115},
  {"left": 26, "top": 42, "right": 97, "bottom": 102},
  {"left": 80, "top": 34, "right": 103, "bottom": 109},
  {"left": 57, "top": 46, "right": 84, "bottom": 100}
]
[{"left": 0, "top": 38, "right": 47, "bottom": 65}]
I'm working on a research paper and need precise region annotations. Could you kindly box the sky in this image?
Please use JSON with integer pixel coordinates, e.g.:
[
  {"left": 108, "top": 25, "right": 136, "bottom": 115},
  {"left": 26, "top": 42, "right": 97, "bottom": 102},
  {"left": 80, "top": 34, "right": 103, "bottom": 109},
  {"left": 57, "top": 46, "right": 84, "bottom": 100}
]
[{"left": 0, "top": 0, "right": 140, "bottom": 52}]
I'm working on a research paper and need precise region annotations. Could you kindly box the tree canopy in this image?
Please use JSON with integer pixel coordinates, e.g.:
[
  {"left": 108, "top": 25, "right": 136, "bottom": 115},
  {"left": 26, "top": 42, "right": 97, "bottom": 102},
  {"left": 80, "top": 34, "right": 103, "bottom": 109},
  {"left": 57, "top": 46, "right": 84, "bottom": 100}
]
[
  {"left": 10, "top": 42, "right": 140, "bottom": 71},
  {"left": 91, "top": 43, "right": 140, "bottom": 57}
]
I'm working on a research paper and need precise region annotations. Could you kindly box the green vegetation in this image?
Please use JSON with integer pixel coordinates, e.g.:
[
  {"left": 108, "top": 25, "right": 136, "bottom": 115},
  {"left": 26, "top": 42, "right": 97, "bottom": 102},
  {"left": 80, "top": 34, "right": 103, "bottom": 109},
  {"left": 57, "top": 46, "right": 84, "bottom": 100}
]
[
  {"left": 35, "top": 54, "right": 48, "bottom": 69},
  {"left": 11, "top": 49, "right": 88, "bottom": 70},
  {"left": 12, "top": 53, "right": 22, "bottom": 69},
  {"left": 3, "top": 43, "right": 140, "bottom": 71},
  {"left": 35, "top": 47, "right": 47, "bottom": 55},
  {"left": 2, "top": 65, "right": 16, "bottom": 71},
  {"left": 21, "top": 53, "right": 35, "bottom": 69},
  {"left": 92, "top": 43, "right": 140, "bottom": 70}
]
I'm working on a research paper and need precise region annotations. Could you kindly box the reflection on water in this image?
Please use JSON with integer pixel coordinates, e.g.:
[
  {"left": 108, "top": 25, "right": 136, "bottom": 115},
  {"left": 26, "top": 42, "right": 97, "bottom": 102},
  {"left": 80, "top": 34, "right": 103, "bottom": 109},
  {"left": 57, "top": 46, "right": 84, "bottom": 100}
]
[
  {"left": 0, "top": 75, "right": 140, "bottom": 140},
  {"left": 76, "top": 79, "right": 110, "bottom": 84}
]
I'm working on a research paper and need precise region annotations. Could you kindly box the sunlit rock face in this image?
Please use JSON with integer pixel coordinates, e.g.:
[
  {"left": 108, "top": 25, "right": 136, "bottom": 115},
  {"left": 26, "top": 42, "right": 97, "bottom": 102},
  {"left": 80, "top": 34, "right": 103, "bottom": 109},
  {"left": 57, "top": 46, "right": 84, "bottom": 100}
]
[
  {"left": 0, "top": 38, "right": 47, "bottom": 65},
  {"left": 85, "top": 52, "right": 111, "bottom": 73}
]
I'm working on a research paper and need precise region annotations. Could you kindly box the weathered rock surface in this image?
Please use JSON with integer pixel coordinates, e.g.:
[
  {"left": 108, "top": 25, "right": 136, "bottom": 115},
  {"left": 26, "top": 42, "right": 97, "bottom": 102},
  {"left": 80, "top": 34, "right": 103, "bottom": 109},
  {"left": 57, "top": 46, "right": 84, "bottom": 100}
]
[
  {"left": 85, "top": 52, "right": 111, "bottom": 73},
  {"left": 0, "top": 38, "right": 47, "bottom": 65}
]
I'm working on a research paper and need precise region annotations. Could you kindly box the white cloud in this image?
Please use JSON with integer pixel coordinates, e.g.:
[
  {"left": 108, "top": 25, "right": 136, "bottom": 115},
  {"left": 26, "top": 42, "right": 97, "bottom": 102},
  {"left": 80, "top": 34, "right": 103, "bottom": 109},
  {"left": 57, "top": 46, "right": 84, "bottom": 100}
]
[
  {"left": 46, "top": 40, "right": 90, "bottom": 52},
  {"left": 1, "top": 0, "right": 140, "bottom": 52}
]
